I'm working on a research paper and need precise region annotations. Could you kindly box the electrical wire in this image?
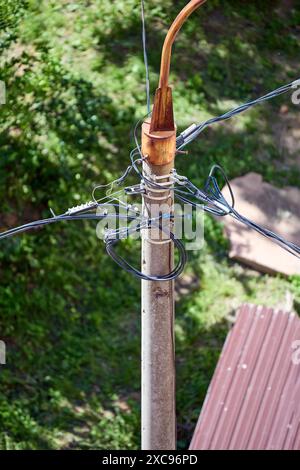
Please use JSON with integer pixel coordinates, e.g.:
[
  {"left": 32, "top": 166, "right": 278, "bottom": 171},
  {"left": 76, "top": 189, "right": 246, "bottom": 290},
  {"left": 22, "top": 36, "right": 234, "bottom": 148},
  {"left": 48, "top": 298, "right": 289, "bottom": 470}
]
[
  {"left": 0, "top": 192, "right": 187, "bottom": 281},
  {"left": 105, "top": 217, "right": 187, "bottom": 281},
  {"left": 0, "top": 211, "right": 137, "bottom": 241},
  {"left": 92, "top": 165, "right": 134, "bottom": 201},
  {"left": 1, "top": 76, "right": 300, "bottom": 280},
  {"left": 186, "top": 165, "right": 300, "bottom": 259},
  {"left": 1, "top": 162, "right": 300, "bottom": 277},
  {"left": 176, "top": 78, "right": 300, "bottom": 149}
]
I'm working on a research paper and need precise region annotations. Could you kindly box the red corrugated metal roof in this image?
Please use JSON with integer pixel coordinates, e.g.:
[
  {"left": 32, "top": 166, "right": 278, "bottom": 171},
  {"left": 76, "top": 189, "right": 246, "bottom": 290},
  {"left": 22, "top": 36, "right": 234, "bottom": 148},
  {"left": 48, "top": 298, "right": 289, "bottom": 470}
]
[{"left": 190, "top": 304, "right": 300, "bottom": 450}]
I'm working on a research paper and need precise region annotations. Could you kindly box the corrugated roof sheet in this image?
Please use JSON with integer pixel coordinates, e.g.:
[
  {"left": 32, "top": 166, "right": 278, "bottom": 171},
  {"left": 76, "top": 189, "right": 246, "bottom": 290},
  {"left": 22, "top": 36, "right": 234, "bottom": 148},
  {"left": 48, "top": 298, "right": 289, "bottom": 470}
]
[{"left": 190, "top": 304, "right": 300, "bottom": 450}]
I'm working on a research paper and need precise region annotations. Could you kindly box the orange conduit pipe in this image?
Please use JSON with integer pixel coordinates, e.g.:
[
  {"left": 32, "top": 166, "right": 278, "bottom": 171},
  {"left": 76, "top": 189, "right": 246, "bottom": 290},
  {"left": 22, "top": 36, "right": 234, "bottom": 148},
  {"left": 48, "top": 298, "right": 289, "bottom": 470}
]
[
  {"left": 150, "top": 0, "right": 206, "bottom": 132},
  {"left": 159, "top": 0, "right": 206, "bottom": 89}
]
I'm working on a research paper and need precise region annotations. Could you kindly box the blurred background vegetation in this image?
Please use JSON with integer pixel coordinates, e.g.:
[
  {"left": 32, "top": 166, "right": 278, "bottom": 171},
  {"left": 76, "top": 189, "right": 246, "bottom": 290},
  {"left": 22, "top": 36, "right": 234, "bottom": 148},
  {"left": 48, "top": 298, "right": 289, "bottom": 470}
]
[{"left": 0, "top": 0, "right": 300, "bottom": 449}]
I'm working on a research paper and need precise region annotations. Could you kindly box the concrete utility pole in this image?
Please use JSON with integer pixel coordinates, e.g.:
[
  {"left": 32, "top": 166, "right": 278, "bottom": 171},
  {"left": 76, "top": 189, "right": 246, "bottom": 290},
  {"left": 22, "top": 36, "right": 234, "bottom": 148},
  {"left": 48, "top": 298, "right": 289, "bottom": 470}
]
[{"left": 141, "top": 0, "right": 206, "bottom": 450}]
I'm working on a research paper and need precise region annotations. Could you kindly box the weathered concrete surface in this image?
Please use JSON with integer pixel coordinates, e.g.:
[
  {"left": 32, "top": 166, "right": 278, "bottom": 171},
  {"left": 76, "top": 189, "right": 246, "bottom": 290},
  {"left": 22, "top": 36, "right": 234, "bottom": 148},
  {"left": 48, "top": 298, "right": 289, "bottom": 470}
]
[
  {"left": 221, "top": 172, "right": 300, "bottom": 276},
  {"left": 141, "top": 124, "right": 176, "bottom": 450}
]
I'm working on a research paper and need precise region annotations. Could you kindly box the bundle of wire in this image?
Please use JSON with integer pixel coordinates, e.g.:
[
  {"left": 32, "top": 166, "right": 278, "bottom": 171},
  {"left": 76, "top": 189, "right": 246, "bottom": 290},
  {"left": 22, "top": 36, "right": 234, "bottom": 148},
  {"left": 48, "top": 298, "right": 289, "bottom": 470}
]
[
  {"left": 1, "top": 0, "right": 299, "bottom": 281},
  {"left": 176, "top": 78, "right": 300, "bottom": 149},
  {"left": 174, "top": 165, "right": 300, "bottom": 260},
  {"left": 105, "top": 221, "right": 187, "bottom": 282},
  {"left": 0, "top": 193, "right": 187, "bottom": 281},
  {"left": 1, "top": 158, "right": 300, "bottom": 281},
  {"left": 1, "top": 77, "right": 300, "bottom": 280}
]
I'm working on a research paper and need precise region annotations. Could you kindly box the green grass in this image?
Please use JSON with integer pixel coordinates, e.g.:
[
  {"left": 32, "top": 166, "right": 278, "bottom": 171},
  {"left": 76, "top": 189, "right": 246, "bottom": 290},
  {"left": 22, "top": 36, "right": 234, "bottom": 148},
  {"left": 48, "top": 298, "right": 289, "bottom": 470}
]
[{"left": 0, "top": 0, "right": 300, "bottom": 449}]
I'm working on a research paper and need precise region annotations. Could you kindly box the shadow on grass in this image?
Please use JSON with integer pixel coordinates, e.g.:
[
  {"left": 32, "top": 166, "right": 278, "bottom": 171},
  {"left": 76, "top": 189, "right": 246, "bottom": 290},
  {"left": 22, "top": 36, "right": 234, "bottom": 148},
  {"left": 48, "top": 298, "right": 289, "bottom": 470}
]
[
  {"left": 1, "top": 0, "right": 300, "bottom": 449},
  {"left": 175, "top": 287, "right": 229, "bottom": 449},
  {"left": 92, "top": 0, "right": 298, "bottom": 103}
]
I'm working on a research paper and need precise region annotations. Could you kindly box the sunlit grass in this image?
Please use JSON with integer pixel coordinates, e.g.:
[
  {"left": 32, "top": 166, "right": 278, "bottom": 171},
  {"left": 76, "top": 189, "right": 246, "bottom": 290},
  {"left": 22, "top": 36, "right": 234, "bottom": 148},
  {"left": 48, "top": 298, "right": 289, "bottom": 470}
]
[{"left": 0, "top": 0, "right": 299, "bottom": 450}]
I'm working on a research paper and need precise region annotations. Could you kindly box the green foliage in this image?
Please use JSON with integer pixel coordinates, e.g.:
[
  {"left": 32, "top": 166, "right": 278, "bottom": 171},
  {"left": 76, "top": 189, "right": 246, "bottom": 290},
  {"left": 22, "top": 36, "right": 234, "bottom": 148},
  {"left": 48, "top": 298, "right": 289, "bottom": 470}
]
[
  {"left": 0, "top": 0, "right": 28, "bottom": 31},
  {"left": 0, "top": 0, "right": 299, "bottom": 450}
]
